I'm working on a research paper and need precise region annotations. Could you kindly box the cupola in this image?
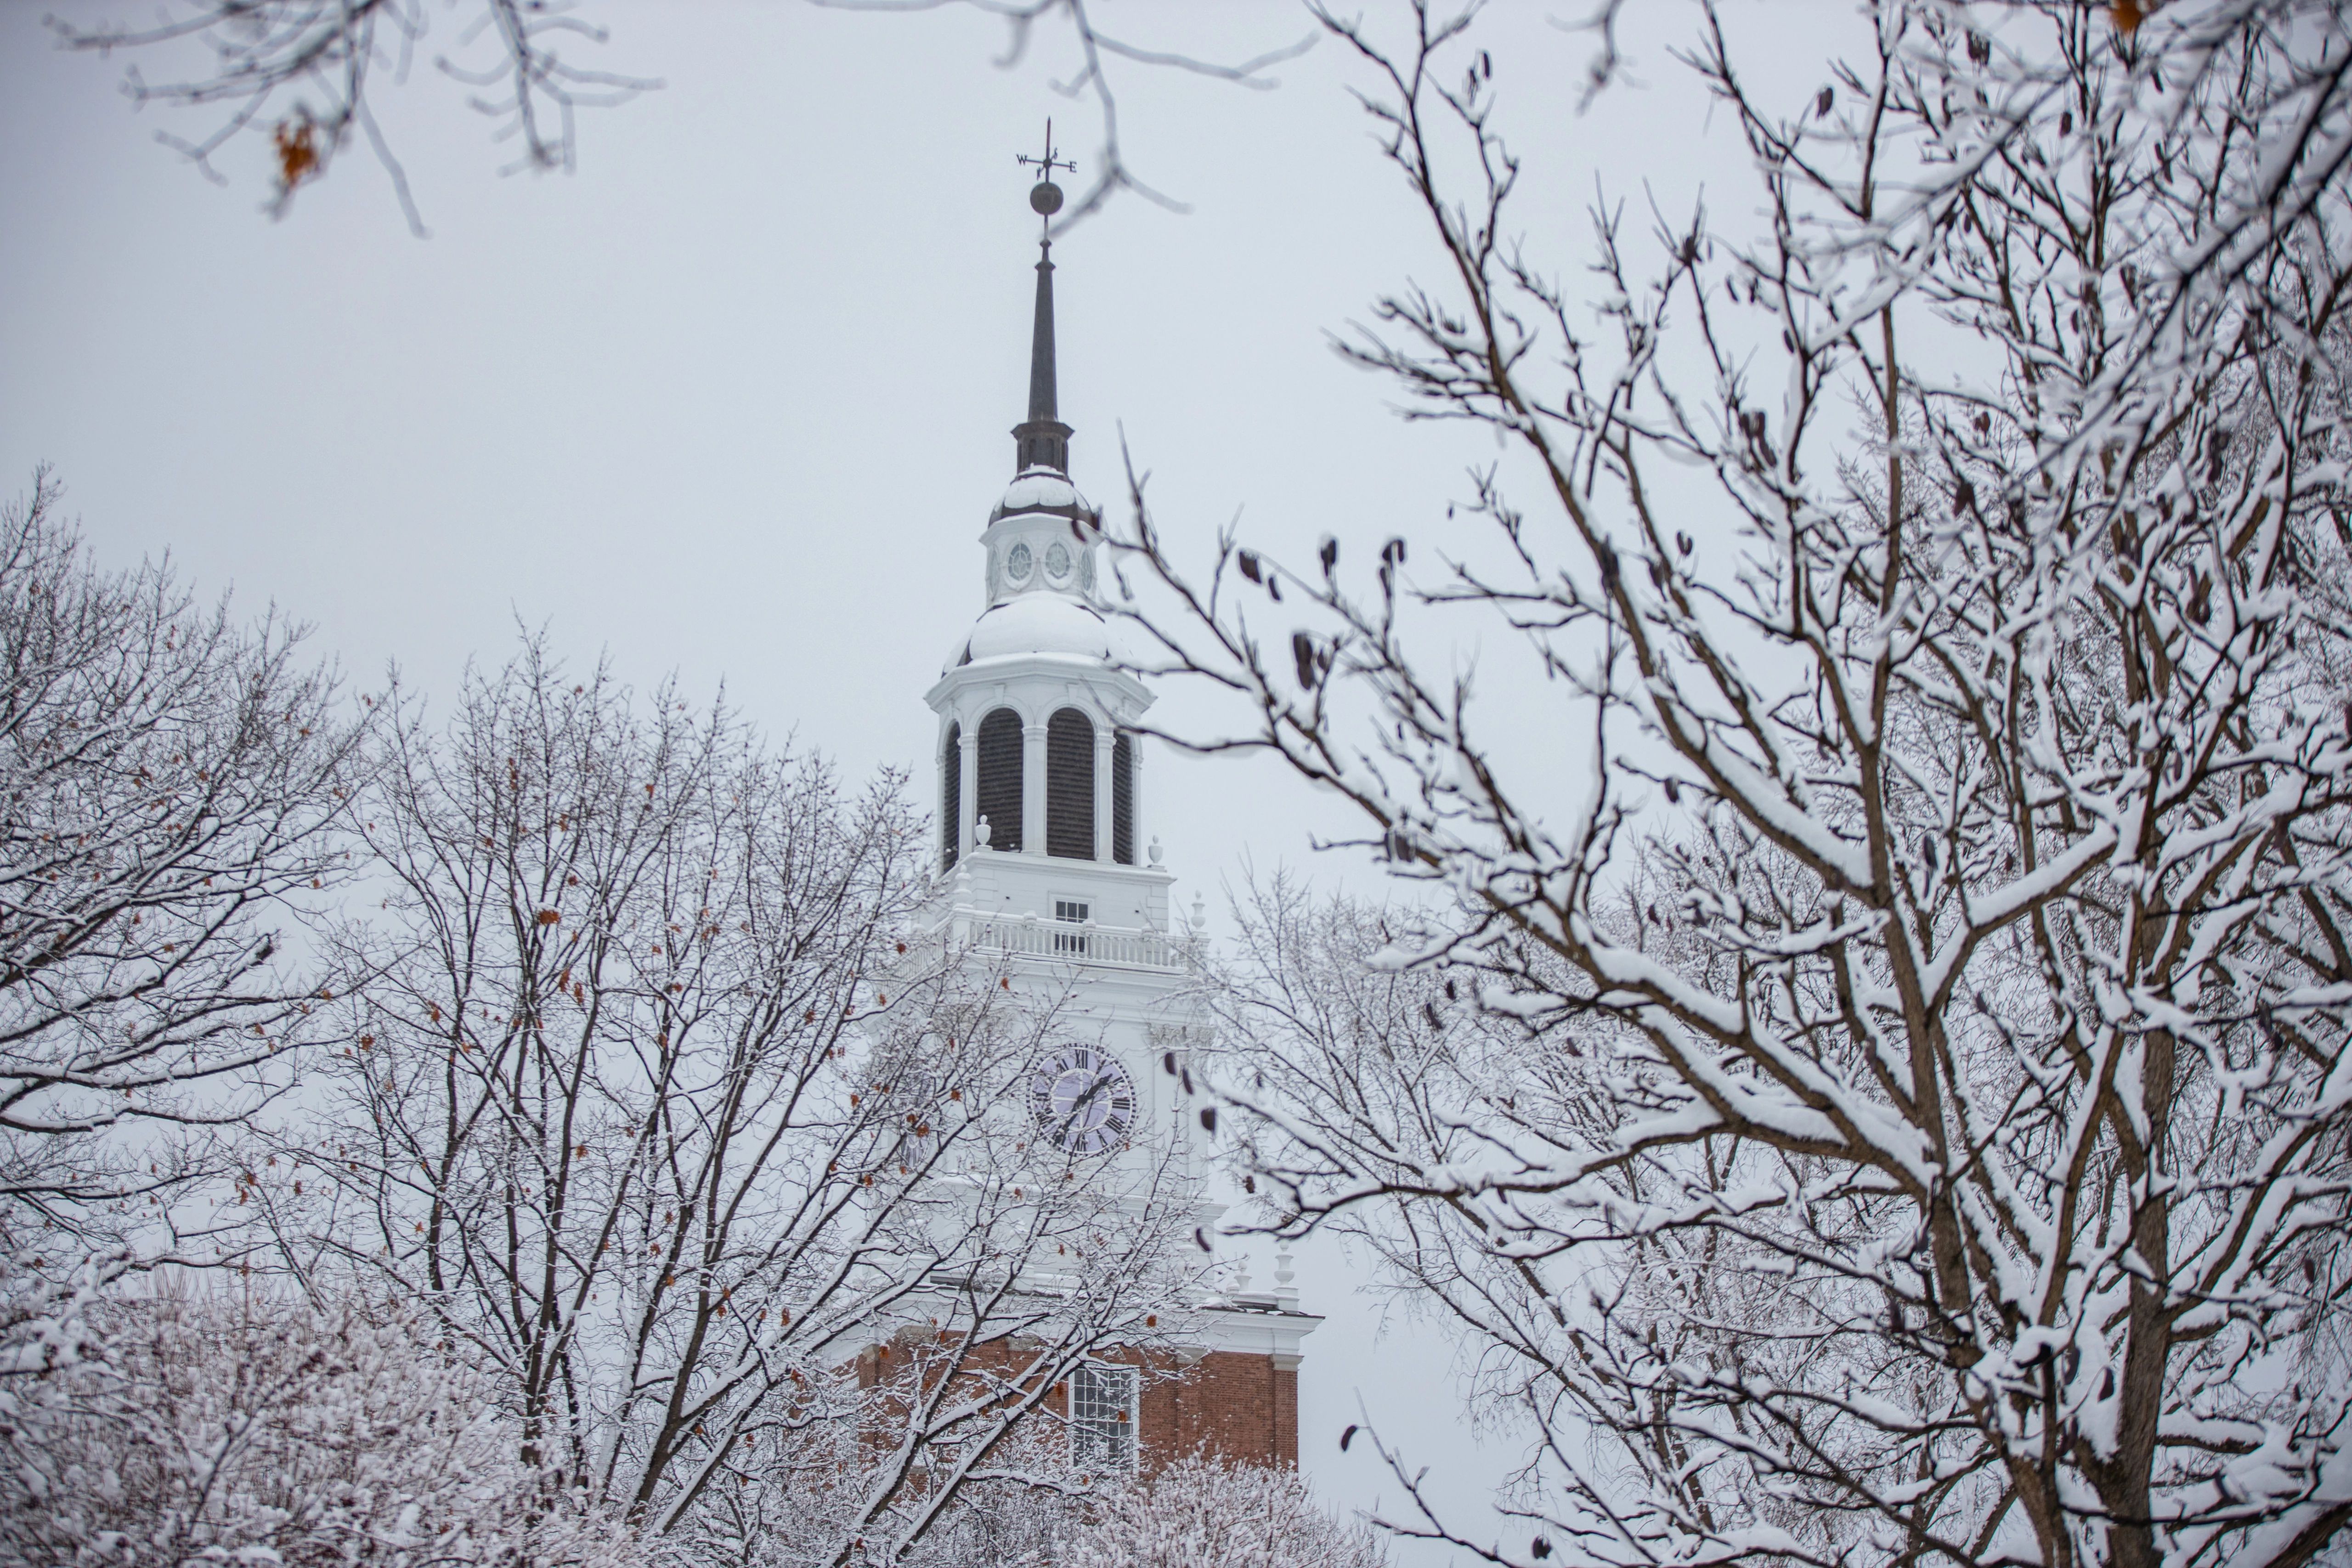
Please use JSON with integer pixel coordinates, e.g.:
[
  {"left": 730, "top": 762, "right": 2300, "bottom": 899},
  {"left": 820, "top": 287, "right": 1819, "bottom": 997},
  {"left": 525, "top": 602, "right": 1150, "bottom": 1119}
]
[{"left": 923, "top": 129, "right": 1156, "bottom": 885}]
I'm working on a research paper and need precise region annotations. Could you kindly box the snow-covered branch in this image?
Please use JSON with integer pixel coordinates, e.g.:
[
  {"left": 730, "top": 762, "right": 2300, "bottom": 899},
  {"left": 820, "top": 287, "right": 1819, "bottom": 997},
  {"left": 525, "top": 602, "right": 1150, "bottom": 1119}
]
[{"left": 1120, "top": 6, "right": 2352, "bottom": 1568}]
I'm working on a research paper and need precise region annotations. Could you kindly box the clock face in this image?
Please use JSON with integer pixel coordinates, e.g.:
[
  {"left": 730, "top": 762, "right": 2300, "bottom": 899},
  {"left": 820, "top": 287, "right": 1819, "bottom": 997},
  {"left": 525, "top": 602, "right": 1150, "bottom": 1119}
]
[{"left": 1027, "top": 1046, "right": 1136, "bottom": 1155}]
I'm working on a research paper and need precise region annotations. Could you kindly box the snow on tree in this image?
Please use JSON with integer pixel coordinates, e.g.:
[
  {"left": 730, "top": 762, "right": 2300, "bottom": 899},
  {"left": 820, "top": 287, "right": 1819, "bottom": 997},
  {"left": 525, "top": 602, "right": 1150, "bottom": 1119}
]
[
  {"left": 1113, "top": 5, "right": 2352, "bottom": 1568},
  {"left": 1057, "top": 1455, "right": 1387, "bottom": 1568},
  {"left": 0, "top": 469, "right": 357, "bottom": 1241},
  {"left": 3, "top": 1281, "right": 642, "bottom": 1566},
  {"left": 0, "top": 469, "right": 361, "bottom": 1545},
  {"left": 892, "top": 1449, "right": 1389, "bottom": 1568},
  {"left": 263, "top": 637, "right": 1197, "bottom": 1565}
]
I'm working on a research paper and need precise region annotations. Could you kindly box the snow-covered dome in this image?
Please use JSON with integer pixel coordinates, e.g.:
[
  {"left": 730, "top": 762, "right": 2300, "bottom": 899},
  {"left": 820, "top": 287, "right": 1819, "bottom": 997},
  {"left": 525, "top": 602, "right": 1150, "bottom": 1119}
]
[
  {"left": 992, "top": 468, "right": 1097, "bottom": 527},
  {"left": 946, "top": 593, "right": 1113, "bottom": 671}
]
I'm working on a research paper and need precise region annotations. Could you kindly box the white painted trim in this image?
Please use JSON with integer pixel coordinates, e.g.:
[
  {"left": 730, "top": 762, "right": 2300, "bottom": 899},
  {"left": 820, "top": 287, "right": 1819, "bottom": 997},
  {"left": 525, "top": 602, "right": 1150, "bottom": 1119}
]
[
  {"left": 1187, "top": 1305, "right": 1324, "bottom": 1364},
  {"left": 1091, "top": 724, "right": 1114, "bottom": 862},
  {"left": 1020, "top": 720, "right": 1047, "bottom": 857}
]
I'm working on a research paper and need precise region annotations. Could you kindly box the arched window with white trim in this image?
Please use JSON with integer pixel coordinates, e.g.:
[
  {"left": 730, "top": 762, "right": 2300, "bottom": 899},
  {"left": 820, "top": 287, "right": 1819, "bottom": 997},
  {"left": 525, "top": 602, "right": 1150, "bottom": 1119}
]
[
  {"left": 975, "top": 709, "right": 1023, "bottom": 853},
  {"left": 1111, "top": 731, "right": 1136, "bottom": 866},
  {"left": 940, "top": 721, "right": 962, "bottom": 871},
  {"left": 1046, "top": 708, "right": 1095, "bottom": 860}
]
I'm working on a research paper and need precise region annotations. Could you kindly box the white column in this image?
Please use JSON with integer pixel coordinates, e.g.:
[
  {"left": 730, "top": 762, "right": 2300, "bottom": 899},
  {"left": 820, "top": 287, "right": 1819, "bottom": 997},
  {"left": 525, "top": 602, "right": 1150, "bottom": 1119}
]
[
  {"left": 957, "top": 723, "right": 979, "bottom": 859},
  {"left": 1093, "top": 724, "right": 1114, "bottom": 862},
  {"left": 1021, "top": 720, "right": 1047, "bottom": 856}
]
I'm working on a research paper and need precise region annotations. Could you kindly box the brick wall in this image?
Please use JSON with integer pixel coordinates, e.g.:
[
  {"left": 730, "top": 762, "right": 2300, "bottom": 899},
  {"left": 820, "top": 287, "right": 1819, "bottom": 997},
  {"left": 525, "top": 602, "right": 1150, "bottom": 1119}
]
[
  {"left": 1142, "top": 1349, "right": 1297, "bottom": 1472},
  {"left": 855, "top": 1333, "right": 1298, "bottom": 1478}
]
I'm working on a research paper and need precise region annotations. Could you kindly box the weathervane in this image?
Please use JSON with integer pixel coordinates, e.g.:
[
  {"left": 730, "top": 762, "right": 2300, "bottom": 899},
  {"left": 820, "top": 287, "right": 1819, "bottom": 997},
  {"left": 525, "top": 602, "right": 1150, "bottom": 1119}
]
[{"left": 1015, "top": 120, "right": 1076, "bottom": 241}]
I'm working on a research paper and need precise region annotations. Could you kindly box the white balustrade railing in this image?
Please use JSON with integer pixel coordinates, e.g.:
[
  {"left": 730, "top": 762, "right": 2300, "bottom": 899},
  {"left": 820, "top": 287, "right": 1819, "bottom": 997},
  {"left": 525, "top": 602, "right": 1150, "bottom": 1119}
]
[{"left": 944, "top": 909, "right": 1187, "bottom": 971}]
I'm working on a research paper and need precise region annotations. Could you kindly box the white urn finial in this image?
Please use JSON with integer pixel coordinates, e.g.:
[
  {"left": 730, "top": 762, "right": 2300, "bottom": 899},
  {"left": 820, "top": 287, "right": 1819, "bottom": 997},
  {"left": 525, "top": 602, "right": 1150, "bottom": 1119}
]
[
  {"left": 974, "top": 815, "right": 993, "bottom": 849},
  {"left": 1148, "top": 836, "right": 1165, "bottom": 866}
]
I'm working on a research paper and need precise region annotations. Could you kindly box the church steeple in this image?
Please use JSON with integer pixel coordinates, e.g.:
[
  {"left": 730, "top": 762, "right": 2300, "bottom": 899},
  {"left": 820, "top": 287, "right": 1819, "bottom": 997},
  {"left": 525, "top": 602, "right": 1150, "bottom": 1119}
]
[
  {"left": 1012, "top": 125, "right": 1076, "bottom": 475},
  {"left": 1013, "top": 247, "right": 1071, "bottom": 473},
  {"left": 901, "top": 124, "right": 1318, "bottom": 1476},
  {"left": 929, "top": 122, "right": 1133, "bottom": 873}
]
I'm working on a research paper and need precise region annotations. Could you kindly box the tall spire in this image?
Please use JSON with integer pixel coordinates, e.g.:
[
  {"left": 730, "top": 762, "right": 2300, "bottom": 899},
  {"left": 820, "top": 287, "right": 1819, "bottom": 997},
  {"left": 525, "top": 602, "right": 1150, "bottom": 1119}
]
[
  {"left": 1013, "top": 123, "right": 1076, "bottom": 475},
  {"left": 1026, "top": 247, "right": 1058, "bottom": 426}
]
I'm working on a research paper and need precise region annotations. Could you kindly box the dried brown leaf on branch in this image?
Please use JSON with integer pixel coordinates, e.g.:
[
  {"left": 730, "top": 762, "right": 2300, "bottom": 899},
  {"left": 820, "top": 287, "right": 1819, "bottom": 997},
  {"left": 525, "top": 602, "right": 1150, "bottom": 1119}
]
[{"left": 271, "top": 114, "right": 317, "bottom": 193}]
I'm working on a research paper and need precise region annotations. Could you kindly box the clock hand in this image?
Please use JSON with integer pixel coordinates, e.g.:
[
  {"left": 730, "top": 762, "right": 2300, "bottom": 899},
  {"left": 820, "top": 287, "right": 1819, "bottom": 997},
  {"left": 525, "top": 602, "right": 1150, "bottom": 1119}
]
[{"left": 1057, "top": 1072, "right": 1108, "bottom": 1144}]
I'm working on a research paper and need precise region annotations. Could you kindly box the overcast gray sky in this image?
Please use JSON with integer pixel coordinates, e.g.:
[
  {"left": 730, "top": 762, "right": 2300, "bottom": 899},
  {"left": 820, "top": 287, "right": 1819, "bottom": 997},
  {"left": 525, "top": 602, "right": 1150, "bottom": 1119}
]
[{"left": 2, "top": 2, "right": 1843, "bottom": 1557}]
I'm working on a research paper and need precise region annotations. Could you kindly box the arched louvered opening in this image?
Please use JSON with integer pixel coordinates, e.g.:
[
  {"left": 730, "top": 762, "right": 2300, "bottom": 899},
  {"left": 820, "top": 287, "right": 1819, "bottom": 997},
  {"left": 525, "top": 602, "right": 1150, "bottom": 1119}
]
[
  {"left": 1112, "top": 731, "right": 1136, "bottom": 866},
  {"left": 1046, "top": 708, "right": 1095, "bottom": 860},
  {"left": 940, "top": 722, "right": 962, "bottom": 872},
  {"left": 976, "top": 709, "right": 1023, "bottom": 853}
]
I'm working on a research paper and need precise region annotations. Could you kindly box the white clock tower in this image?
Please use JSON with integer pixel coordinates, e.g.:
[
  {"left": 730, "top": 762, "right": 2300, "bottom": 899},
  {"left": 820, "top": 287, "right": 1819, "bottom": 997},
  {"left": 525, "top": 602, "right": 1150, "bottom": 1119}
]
[{"left": 913, "top": 143, "right": 1318, "bottom": 1473}]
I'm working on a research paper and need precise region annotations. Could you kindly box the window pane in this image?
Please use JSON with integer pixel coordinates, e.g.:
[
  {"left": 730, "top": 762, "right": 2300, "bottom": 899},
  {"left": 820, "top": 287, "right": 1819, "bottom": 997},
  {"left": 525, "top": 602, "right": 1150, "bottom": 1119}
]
[
  {"left": 1071, "top": 1364, "right": 1137, "bottom": 1472},
  {"left": 1054, "top": 900, "right": 1090, "bottom": 953}
]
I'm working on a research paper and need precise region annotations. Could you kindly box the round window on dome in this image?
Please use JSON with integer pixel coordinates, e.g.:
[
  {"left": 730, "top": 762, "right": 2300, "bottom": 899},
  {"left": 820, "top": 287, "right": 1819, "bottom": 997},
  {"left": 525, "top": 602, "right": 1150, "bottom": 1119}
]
[
  {"left": 1045, "top": 542, "right": 1072, "bottom": 582},
  {"left": 1006, "top": 543, "right": 1034, "bottom": 585}
]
